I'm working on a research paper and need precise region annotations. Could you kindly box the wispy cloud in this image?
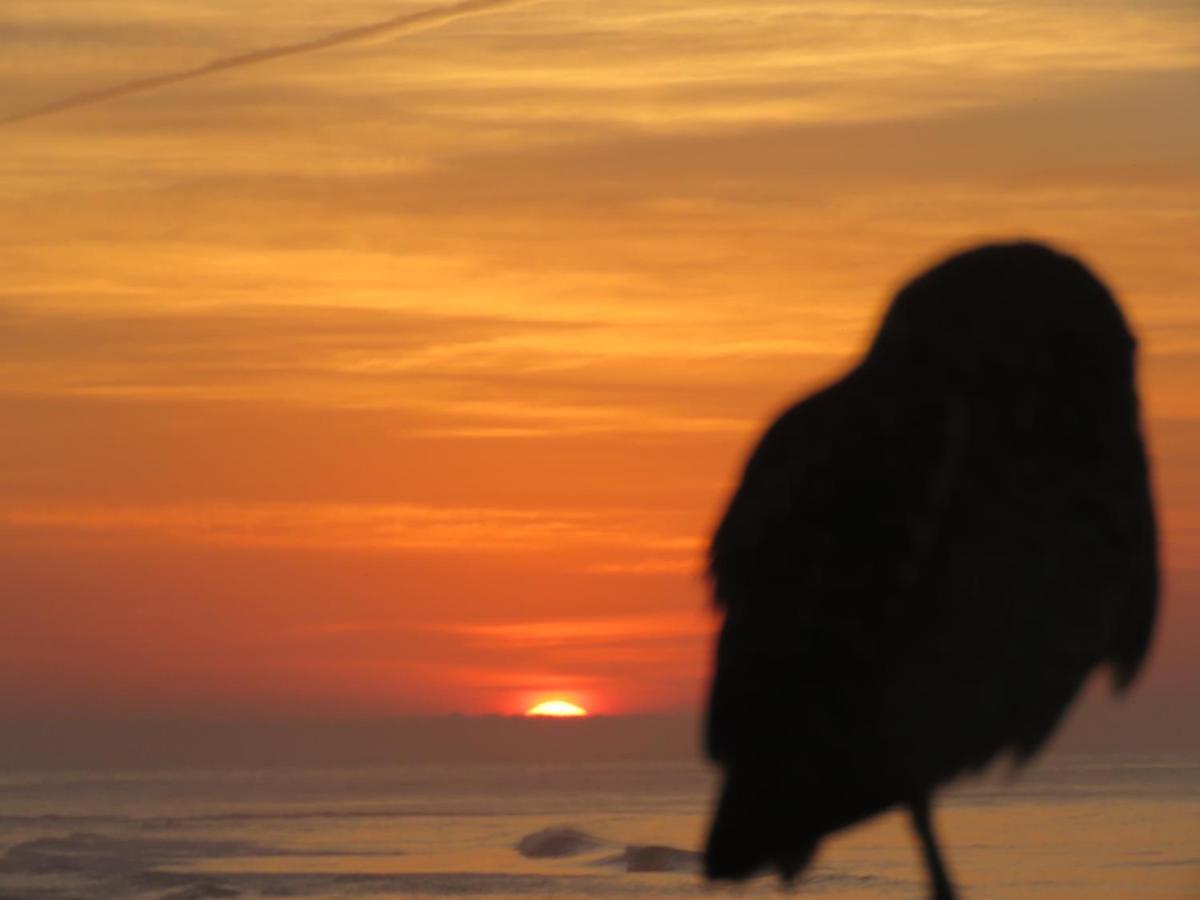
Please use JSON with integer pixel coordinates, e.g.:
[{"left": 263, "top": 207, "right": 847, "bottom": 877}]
[
  {"left": 0, "top": 304, "right": 798, "bottom": 433},
  {"left": 291, "top": 610, "right": 712, "bottom": 643},
  {"left": 0, "top": 500, "right": 703, "bottom": 557},
  {"left": 1, "top": 0, "right": 1198, "bottom": 716},
  {"left": 1, "top": 0, "right": 535, "bottom": 126},
  {"left": 436, "top": 610, "right": 712, "bottom": 644}
]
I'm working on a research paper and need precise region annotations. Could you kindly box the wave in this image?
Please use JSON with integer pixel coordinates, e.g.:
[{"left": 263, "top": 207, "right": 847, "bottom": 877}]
[
  {"left": 595, "top": 844, "right": 700, "bottom": 873},
  {"left": 1, "top": 832, "right": 269, "bottom": 874},
  {"left": 0, "top": 807, "right": 506, "bottom": 829},
  {"left": 0, "top": 832, "right": 604, "bottom": 898},
  {"left": 515, "top": 826, "right": 610, "bottom": 858},
  {"left": 515, "top": 826, "right": 699, "bottom": 873},
  {"left": 0, "top": 826, "right": 910, "bottom": 897}
]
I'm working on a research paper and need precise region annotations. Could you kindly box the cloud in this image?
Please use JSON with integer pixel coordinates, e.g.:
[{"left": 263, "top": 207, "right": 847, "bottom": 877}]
[
  {"left": 290, "top": 610, "right": 714, "bottom": 655},
  {"left": 1, "top": 0, "right": 535, "bottom": 126},
  {"left": 438, "top": 610, "right": 712, "bottom": 644},
  {"left": 0, "top": 303, "right": 820, "bottom": 433},
  {"left": 0, "top": 499, "right": 703, "bottom": 557},
  {"left": 1, "top": 0, "right": 1198, "bottom": 720}
]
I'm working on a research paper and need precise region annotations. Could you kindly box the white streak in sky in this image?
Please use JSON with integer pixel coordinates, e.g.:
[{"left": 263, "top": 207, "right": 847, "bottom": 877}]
[{"left": 1, "top": 0, "right": 533, "bottom": 126}]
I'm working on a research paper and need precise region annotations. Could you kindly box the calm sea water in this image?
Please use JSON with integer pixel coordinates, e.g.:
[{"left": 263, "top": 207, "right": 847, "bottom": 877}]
[{"left": 0, "top": 755, "right": 1196, "bottom": 898}]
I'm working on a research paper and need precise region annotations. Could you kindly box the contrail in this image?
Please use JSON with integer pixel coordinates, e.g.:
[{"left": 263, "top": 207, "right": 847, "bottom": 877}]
[{"left": 1, "top": 0, "right": 532, "bottom": 127}]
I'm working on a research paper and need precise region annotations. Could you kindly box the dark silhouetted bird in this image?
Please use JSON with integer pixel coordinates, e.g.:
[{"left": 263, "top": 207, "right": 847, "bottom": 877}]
[{"left": 703, "top": 242, "right": 1157, "bottom": 898}]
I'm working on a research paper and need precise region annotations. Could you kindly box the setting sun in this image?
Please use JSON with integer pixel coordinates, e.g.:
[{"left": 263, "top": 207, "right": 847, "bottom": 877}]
[{"left": 525, "top": 700, "right": 588, "bottom": 718}]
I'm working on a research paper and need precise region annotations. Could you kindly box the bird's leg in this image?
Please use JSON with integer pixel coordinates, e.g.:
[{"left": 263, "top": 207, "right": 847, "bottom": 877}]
[
  {"left": 909, "top": 795, "right": 957, "bottom": 900},
  {"left": 775, "top": 836, "right": 817, "bottom": 885}
]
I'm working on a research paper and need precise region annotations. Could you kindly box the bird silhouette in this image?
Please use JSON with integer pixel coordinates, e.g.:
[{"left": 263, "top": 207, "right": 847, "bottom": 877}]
[{"left": 703, "top": 242, "right": 1158, "bottom": 898}]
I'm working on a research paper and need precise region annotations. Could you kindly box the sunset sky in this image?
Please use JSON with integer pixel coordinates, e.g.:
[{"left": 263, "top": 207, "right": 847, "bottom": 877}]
[{"left": 2, "top": 0, "right": 1198, "bottom": 721}]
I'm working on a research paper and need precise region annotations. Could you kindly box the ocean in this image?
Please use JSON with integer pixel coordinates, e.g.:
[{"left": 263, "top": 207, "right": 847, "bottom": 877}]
[{"left": 0, "top": 755, "right": 1196, "bottom": 898}]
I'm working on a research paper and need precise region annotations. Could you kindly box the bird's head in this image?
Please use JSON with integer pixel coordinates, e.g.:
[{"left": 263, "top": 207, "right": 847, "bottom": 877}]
[{"left": 868, "top": 241, "right": 1135, "bottom": 390}]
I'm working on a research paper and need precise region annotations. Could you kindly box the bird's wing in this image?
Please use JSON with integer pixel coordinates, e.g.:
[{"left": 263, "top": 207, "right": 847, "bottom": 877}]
[{"left": 705, "top": 368, "right": 963, "bottom": 764}]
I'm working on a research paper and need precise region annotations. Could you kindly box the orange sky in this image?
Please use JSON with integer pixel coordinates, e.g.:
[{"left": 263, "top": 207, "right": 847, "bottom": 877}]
[{"left": 1, "top": 0, "right": 1198, "bottom": 718}]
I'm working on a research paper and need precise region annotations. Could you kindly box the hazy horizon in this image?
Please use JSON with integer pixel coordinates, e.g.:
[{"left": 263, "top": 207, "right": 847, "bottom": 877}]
[{"left": 2, "top": 688, "right": 1197, "bottom": 772}]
